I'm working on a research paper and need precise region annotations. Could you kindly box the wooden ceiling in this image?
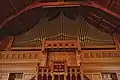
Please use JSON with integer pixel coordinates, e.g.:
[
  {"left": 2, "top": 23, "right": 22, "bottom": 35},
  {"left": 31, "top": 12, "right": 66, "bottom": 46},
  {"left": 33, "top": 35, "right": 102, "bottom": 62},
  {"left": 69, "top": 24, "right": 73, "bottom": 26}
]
[
  {"left": 85, "top": 0, "right": 120, "bottom": 34},
  {"left": 86, "top": 10, "right": 120, "bottom": 34},
  {"left": 0, "top": 0, "right": 120, "bottom": 36}
]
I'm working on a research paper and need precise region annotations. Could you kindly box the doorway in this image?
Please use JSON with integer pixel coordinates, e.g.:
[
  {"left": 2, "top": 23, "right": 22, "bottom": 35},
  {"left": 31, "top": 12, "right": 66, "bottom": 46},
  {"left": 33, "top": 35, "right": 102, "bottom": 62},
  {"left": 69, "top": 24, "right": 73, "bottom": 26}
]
[{"left": 54, "top": 74, "right": 64, "bottom": 80}]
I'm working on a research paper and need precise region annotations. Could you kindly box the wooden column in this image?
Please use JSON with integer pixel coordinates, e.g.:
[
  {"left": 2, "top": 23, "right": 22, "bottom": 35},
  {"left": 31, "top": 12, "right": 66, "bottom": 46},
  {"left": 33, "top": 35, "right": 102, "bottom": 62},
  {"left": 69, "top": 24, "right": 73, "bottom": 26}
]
[
  {"left": 58, "top": 75, "right": 60, "bottom": 80},
  {"left": 41, "top": 74, "right": 43, "bottom": 80},
  {"left": 80, "top": 53, "right": 84, "bottom": 80},
  {"left": 70, "top": 74, "right": 72, "bottom": 80},
  {"left": 75, "top": 74, "right": 77, "bottom": 80},
  {"left": 64, "top": 75, "right": 66, "bottom": 80},
  {"left": 46, "top": 74, "right": 48, "bottom": 80},
  {"left": 51, "top": 74, "right": 54, "bottom": 80},
  {"left": 64, "top": 73, "right": 67, "bottom": 80},
  {"left": 0, "top": 36, "right": 14, "bottom": 51},
  {"left": 113, "top": 34, "right": 120, "bottom": 50},
  {"left": 36, "top": 63, "right": 39, "bottom": 80}
]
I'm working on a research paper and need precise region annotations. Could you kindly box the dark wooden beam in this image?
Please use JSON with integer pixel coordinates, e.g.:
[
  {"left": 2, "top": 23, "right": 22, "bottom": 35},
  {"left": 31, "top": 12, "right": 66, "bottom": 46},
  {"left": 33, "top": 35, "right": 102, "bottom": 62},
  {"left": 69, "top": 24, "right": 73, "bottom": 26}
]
[{"left": 107, "top": 0, "right": 113, "bottom": 9}]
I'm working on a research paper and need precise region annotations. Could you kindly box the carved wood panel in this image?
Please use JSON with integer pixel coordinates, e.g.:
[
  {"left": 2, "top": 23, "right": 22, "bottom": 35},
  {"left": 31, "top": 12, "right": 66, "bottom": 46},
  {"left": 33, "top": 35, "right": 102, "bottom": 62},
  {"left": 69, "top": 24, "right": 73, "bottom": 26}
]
[
  {"left": 83, "top": 51, "right": 120, "bottom": 58},
  {"left": 23, "top": 73, "right": 35, "bottom": 80},
  {"left": 85, "top": 73, "right": 102, "bottom": 80},
  {"left": 0, "top": 51, "right": 44, "bottom": 60},
  {"left": 0, "top": 73, "right": 9, "bottom": 80},
  {"left": 48, "top": 52, "right": 77, "bottom": 66}
]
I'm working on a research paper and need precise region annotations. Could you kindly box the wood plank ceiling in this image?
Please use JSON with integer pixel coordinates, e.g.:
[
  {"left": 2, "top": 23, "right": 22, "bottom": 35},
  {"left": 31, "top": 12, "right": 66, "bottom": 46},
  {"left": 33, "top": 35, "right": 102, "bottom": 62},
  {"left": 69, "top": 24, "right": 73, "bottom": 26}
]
[{"left": 0, "top": 0, "right": 120, "bottom": 36}]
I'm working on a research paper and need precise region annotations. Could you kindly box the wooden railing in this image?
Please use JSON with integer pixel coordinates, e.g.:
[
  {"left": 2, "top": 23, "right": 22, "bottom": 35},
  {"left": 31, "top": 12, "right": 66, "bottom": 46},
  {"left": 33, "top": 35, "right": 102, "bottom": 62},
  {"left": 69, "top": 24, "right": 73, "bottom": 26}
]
[{"left": 0, "top": 50, "right": 120, "bottom": 60}]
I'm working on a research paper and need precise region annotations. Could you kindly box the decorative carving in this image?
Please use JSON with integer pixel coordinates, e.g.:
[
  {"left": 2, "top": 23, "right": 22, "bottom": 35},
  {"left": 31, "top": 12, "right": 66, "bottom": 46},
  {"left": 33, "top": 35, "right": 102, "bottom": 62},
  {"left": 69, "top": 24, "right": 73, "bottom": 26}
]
[
  {"left": 93, "top": 74, "right": 101, "bottom": 80},
  {"left": 44, "top": 40, "right": 78, "bottom": 49},
  {"left": 0, "top": 51, "right": 44, "bottom": 60},
  {"left": 83, "top": 51, "right": 120, "bottom": 58},
  {"left": 1, "top": 48, "right": 120, "bottom": 80},
  {"left": 117, "top": 73, "right": 120, "bottom": 80},
  {"left": 84, "top": 73, "right": 102, "bottom": 80},
  {"left": 48, "top": 52, "right": 77, "bottom": 66},
  {"left": 0, "top": 73, "right": 9, "bottom": 80},
  {"left": 23, "top": 73, "right": 35, "bottom": 80},
  {"left": 84, "top": 74, "right": 92, "bottom": 80}
]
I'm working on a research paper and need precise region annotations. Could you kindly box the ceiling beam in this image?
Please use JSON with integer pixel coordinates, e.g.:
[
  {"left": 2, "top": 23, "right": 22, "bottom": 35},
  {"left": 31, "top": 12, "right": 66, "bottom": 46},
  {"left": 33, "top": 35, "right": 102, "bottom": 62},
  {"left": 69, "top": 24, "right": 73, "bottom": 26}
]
[
  {"left": 8, "top": 0, "right": 17, "bottom": 12},
  {"left": 107, "top": 0, "right": 113, "bottom": 8},
  {"left": 92, "top": 0, "right": 114, "bottom": 34}
]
